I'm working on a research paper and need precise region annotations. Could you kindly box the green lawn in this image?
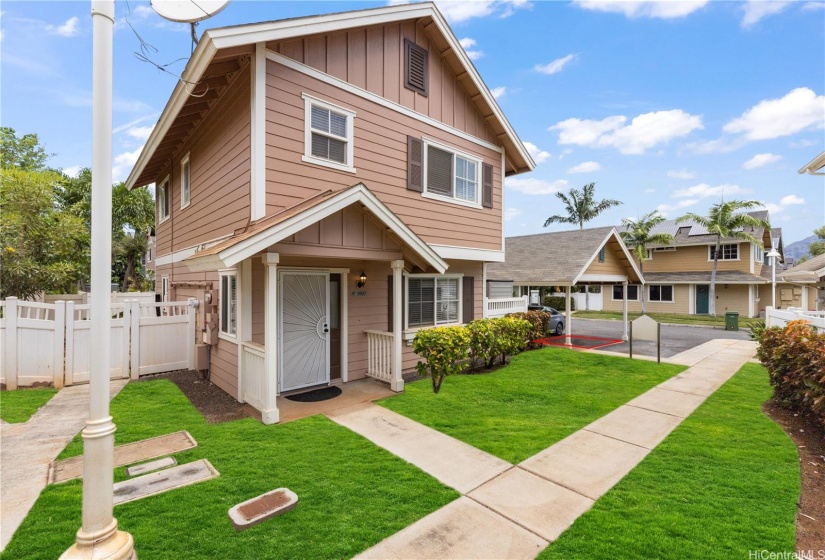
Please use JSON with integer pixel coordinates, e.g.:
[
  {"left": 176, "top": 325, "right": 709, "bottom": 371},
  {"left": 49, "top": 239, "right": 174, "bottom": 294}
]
[
  {"left": 1, "top": 380, "right": 458, "bottom": 560},
  {"left": 573, "top": 310, "right": 762, "bottom": 329},
  {"left": 0, "top": 388, "right": 57, "bottom": 423},
  {"left": 378, "top": 347, "right": 686, "bottom": 463},
  {"left": 539, "top": 363, "right": 798, "bottom": 559}
]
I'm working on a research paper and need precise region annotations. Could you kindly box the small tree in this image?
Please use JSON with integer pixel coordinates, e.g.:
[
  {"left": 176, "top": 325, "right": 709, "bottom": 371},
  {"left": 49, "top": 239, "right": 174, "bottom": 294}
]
[
  {"left": 808, "top": 225, "right": 825, "bottom": 257},
  {"left": 544, "top": 183, "right": 622, "bottom": 229},
  {"left": 413, "top": 326, "right": 471, "bottom": 393},
  {"left": 620, "top": 210, "right": 674, "bottom": 314},
  {"left": 0, "top": 127, "right": 51, "bottom": 170}
]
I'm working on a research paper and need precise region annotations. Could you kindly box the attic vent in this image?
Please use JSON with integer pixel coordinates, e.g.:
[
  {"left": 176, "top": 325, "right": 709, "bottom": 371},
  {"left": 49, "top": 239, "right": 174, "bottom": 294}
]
[{"left": 404, "top": 39, "right": 428, "bottom": 96}]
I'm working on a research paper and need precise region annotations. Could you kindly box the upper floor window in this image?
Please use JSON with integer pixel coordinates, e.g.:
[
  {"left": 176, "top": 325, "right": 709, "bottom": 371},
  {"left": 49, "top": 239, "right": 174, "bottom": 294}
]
[
  {"left": 423, "top": 140, "right": 482, "bottom": 207},
  {"left": 158, "top": 176, "right": 170, "bottom": 223},
  {"left": 180, "top": 153, "right": 190, "bottom": 209},
  {"left": 753, "top": 244, "right": 764, "bottom": 262},
  {"left": 645, "top": 249, "right": 653, "bottom": 260},
  {"left": 219, "top": 270, "right": 238, "bottom": 338},
  {"left": 404, "top": 39, "right": 428, "bottom": 96},
  {"left": 302, "top": 94, "right": 355, "bottom": 173},
  {"left": 612, "top": 284, "right": 639, "bottom": 301},
  {"left": 598, "top": 247, "right": 606, "bottom": 263},
  {"left": 407, "top": 275, "right": 461, "bottom": 328},
  {"left": 710, "top": 244, "right": 738, "bottom": 261}
]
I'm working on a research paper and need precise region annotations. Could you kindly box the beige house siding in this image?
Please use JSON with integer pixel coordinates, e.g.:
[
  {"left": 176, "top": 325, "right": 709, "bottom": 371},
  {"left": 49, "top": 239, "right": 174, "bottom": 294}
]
[
  {"left": 602, "top": 284, "right": 691, "bottom": 314},
  {"left": 583, "top": 242, "right": 628, "bottom": 277},
  {"left": 263, "top": 58, "right": 504, "bottom": 251},
  {"left": 774, "top": 283, "right": 817, "bottom": 310},
  {"left": 268, "top": 22, "right": 497, "bottom": 144},
  {"left": 644, "top": 244, "right": 749, "bottom": 273}
]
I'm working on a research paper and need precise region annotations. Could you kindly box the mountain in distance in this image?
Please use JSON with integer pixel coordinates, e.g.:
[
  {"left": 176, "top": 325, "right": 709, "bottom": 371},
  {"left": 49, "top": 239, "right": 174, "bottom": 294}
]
[{"left": 784, "top": 235, "right": 817, "bottom": 259}]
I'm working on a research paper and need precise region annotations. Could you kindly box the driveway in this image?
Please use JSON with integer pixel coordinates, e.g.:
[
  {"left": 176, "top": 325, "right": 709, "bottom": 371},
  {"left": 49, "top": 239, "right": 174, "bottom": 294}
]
[{"left": 570, "top": 317, "right": 752, "bottom": 359}]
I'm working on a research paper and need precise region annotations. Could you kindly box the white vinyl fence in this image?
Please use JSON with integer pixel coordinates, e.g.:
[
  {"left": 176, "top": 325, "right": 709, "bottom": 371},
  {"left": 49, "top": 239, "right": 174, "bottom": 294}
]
[
  {"left": 571, "top": 291, "right": 603, "bottom": 311},
  {"left": 1, "top": 297, "right": 196, "bottom": 389},
  {"left": 485, "top": 296, "right": 529, "bottom": 318},
  {"left": 765, "top": 306, "right": 825, "bottom": 330}
]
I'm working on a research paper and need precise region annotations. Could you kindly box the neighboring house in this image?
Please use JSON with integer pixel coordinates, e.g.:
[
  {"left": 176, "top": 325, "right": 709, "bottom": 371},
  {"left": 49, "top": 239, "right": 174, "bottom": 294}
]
[
  {"left": 602, "top": 211, "right": 778, "bottom": 318},
  {"left": 774, "top": 252, "right": 825, "bottom": 311},
  {"left": 799, "top": 150, "right": 825, "bottom": 176},
  {"left": 124, "top": 3, "right": 534, "bottom": 423}
]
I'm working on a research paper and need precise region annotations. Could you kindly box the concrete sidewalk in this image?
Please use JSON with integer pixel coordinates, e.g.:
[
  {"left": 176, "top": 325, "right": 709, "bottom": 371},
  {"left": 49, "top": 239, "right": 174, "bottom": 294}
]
[
  {"left": 350, "top": 339, "right": 757, "bottom": 559},
  {"left": 0, "top": 380, "right": 127, "bottom": 550}
]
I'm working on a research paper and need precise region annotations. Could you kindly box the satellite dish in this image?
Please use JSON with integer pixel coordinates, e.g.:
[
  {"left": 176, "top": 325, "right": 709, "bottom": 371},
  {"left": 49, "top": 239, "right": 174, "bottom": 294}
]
[{"left": 150, "top": 0, "right": 230, "bottom": 23}]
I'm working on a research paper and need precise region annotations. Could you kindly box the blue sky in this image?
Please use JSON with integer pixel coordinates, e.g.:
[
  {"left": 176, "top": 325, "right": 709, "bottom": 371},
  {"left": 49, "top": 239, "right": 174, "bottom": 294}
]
[{"left": 2, "top": 0, "right": 824, "bottom": 245}]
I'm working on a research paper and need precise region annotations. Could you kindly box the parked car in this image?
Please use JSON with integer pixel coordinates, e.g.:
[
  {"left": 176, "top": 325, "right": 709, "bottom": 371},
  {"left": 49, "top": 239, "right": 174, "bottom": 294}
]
[{"left": 527, "top": 304, "right": 565, "bottom": 336}]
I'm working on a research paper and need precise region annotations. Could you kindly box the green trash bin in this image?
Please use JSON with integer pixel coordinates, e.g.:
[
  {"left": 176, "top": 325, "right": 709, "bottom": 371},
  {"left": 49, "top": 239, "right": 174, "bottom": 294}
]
[{"left": 725, "top": 311, "right": 739, "bottom": 331}]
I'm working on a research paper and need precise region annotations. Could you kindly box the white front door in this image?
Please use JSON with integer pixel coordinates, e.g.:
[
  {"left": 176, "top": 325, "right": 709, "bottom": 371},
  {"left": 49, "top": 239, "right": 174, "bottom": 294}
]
[{"left": 279, "top": 271, "right": 330, "bottom": 392}]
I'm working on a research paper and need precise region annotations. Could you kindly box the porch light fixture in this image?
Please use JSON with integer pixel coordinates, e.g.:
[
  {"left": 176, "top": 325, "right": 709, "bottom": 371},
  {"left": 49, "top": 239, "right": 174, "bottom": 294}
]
[{"left": 357, "top": 271, "right": 367, "bottom": 288}]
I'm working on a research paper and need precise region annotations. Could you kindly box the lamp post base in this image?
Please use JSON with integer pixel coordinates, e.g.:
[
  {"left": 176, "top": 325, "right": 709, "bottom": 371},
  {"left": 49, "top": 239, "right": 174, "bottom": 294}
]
[{"left": 60, "top": 520, "right": 136, "bottom": 560}]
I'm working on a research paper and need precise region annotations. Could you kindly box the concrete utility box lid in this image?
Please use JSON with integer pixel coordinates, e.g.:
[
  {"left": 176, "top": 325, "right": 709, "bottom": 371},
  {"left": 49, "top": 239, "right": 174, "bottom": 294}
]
[
  {"left": 228, "top": 488, "right": 298, "bottom": 531},
  {"left": 631, "top": 314, "right": 658, "bottom": 341}
]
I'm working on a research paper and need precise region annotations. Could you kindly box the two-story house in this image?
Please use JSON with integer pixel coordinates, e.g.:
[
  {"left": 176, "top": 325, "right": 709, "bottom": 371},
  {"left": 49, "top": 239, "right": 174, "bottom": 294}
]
[{"left": 124, "top": 3, "right": 534, "bottom": 423}]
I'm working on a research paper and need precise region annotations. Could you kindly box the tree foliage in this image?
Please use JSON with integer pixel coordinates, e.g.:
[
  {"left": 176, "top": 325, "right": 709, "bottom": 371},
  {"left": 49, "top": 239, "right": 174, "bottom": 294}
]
[
  {"left": 808, "top": 225, "right": 825, "bottom": 258},
  {"left": 1, "top": 127, "right": 51, "bottom": 171},
  {"left": 544, "top": 183, "right": 623, "bottom": 229},
  {"left": 620, "top": 210, "right": 674, "bottom": 313}
]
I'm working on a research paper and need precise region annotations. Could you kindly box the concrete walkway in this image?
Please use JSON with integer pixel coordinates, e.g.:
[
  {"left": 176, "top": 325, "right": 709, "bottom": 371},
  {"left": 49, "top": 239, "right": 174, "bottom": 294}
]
[
  {"left": 347, "top": 339, "right": 757, "bottom": 559},
  {"left": 0, "top": 380, "right": 128, "bottom": 550}
]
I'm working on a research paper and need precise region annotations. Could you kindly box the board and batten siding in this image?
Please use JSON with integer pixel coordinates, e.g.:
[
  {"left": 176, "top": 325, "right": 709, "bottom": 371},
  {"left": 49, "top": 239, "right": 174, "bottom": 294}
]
[
  {"left": 263, "top": 57, "right": 504, "bottom": 252},
  {"left": 267, "top": 22, "right": 497, "bottom": 144}
]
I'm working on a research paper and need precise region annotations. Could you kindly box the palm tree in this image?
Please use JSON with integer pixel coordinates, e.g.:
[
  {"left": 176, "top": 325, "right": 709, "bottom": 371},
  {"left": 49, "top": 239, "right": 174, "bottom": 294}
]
[
  {"left": 544, "top": 183, "right": 623, "bottom": 229},
  {"left": 677, "top": 200, "right": 770, "bottom": 316},
  {"left": 620, "top": 211, "right": 674, "bottom": 314}
]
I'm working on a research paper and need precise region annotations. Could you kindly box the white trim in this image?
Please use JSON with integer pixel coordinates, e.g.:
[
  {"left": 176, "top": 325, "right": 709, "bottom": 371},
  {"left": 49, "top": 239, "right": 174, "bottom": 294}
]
[
  {"left": 180, "top": 153, "right": 191, "bottom": 210},
  {"left": 644, "top": 249, "right": 653, "bottom": 261},
  {"left": 799, "top": 150, "right": 825, "bottom": 175},
  {"left": 404, "top": 273, "right": 463, "bottom": 331},
  {"left": 708, "top": 243, "right": 740, "bottom": 262},
  {"left": 422, "top": 137, "right": 482, "bottom": 208},
  {"left": 572, "top": 228, "right": 644, "bottom": 286},
  {"left": 157, "top": 175, "right": 171, "bottom": 223},
  {"left": 268, "top": 51, "right": 504, "bottom": 155},
  {"left": 154, "top": 233, "right": 234, "bottom": 266},
  {"left": 218, "top": 269, "right": 239, "bottom": 342},
  {"left": 648, "top": 284, "right": 675, "bottom": 303},
  {"left": 611, "top": 284, "right": 639, "bottom": 302},
  {"left": 748, "top": 284, "right": 755, "bottom": 317},
  {"left": 250, "top": 42, "right": 267, "bottom": 221},
  {"left": 579, "top": 274, "right": 629, "bottom": 283},
  {"left": 501, "top": 150, "right": 505, "bottom": 252},
  {"left": 161, "top": 275, "right": 170, "bottom": 302},
  {"left": 302, "top": 93, "right": 356, "bottom": 173},
  {"left": 688, "top": 284, "right": 695, "bottom": 315},
  {"left": 430, "top": 244, "right": 505, "bottom": 262}
]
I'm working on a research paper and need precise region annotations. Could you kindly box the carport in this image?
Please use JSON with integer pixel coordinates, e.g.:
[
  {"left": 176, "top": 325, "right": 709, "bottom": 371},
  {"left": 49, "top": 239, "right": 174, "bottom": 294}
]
[{"left": 488, "top": 226, "right": 644, "bottom": 341}]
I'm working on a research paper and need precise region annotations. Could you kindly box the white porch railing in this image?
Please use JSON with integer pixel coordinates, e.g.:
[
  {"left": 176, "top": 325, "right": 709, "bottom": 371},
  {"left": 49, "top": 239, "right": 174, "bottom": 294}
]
[
  {"left": 766, "top": 306, "right": 825, "bottom": 329},
  {"left": 240, "top": 341, "right": 267, "bottom": 412},
  {"left": 485, "top": 296, "right": 529, "bottom": 318},
  {"left": 365, "top": 330, "right": 393, "bottom": 383}
]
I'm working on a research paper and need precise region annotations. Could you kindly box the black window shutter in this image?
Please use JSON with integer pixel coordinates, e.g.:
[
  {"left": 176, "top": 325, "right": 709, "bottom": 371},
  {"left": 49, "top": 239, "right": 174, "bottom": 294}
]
[
  {"left": 407, "top": 136, "right": 423, "bottom": 192},
  {"left": 462, "top": 276, "right": 474, "bottom": 323},
  {"left": 482, "top": 163, "right": 493, "bottom": 208},
  {"left": 404, "top": 39, "right": 428, "bottom": 96},
  {"left": 387, "top": 275, "right": 405, "bottom": 331}
]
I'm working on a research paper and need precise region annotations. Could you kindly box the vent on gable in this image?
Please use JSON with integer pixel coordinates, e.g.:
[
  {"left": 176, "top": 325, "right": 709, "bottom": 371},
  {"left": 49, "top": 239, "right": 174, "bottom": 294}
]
[{"left": 404, "top": 39, "right": 428, "bottom": 96}]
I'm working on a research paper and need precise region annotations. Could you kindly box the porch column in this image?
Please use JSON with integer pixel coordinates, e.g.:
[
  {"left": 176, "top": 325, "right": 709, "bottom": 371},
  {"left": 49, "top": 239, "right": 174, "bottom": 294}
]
[
  {"left": 564, "top": 285, "right": 572, "bottom": 345},
  {"left": 801, "top": 286, "right": 809, "bottom": 311},
  {"left": 391, "top": 259, "right": 404, "bottom": 392},
  {"left": 262, "top": 253, "right": 280, "bottom": 424},
  {"left": 622, "top": 281, "right": 629, "bottom": 341}
]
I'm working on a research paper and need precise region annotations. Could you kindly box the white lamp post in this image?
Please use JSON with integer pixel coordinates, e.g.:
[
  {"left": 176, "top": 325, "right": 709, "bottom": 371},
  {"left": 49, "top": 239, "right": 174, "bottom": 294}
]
[{"left": 766, "top": 248, "right": 781, "bottom": 309}]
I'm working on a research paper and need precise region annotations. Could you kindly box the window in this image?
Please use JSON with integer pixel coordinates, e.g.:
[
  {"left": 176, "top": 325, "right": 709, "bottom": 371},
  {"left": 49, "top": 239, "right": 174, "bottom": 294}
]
[
  {"left": 649, "top": 285, "right": 674, "bottom": 302},
  {"left": 653, "top": 247, "right": 676, "bottom": 252},
  {"left": 407, "top": 276, "right": 460, "bottom": 328},
  {"left": 158, "top": 177, "right": 170, "bottom": 222},
  {"left": 180, "top": 153, "right": 190, "bottom": 209},
  {"left": 753, "top": 244, "right": 764, "bottom": 262},
  {"left": 404, "top": 39, "right": 428, "bottom": 96},
  {"left": 423, "top": 140, "right": 481, "bottom": 206},
  {"left": 598, "top": 247, "right": 606, "bottom": 263},
  {"left": 710, "top": 244, "right": 738, "bottom": 261},
  {"left": 220, "top": 271, "right": 237, "bottom": 337},
  {"left": 302, "top": 94, "right": 355, "bottom": 173},
  {"left": 645, "top": 249, "right": 653, "bottom": 261},
  {"left": 161, "top": 276, "right": 169, "bottom": 302},
  {"left": 612, "top": 284, "right": 639, "bottom": 301}
]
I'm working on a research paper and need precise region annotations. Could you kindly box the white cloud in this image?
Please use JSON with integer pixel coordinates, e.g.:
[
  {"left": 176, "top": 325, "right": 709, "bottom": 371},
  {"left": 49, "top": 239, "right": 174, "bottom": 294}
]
[
  {"left": 656, "top": 198, "right": 699, "bottom": 217},
  {"left": 112, "top": 147, "right": 143, "bottom": 183},
  {"left": 742, "top": 152, "right": 782, "bottom": 170},
  {"left": 534, "top": 54, "right": 576, "bottom": 75},
  {"left": 761, "top": 194, "right": 806, "bottom": 215},
  {"left": 62, "top": 166, "right": 82, "bottom": 178},
  {"left": 723, "top": 88, "right": 825, "bottom": 140},
  {"left": 551, "top": 109, "right": 703, "bottom": 154},
  {"left": 388, "top": 0, "right": 531, "bottom": 23},
  {"left": 644, "top": 188, "right": 657, "bottom": 193},
  {"left": 491, "top": 86, "right": 507, "bottom": 100},
  {"left": 685, "top": 136, "right": 747, "bottom": 155},
  {"left": 126, "top": 125, "right": 155, "bottom": 142},
  {"left": 504, "top": 208, "right": 523, "bottom": 221},
  {"left": 505, "top": 177, "right": 568, "bottom": 195},
  {"left": 524, "top": 141, "right": 550, "bottom": 164},
  {"left": 46, "top": 16, "right": 79, "bottom": 37},
  {"left": 790, "top": 139, "right": 817, "bottom": 148},
  {"left": 567, "top": 161, "right": 602, "bottom": 174},
  {"left": 667, "top": 169, "right": 696, "bottom": 179},
  {"left": 672, "top": 183, "right": 749, "bottom": 199},
  {"left": 741, "top": 1, "right": 791, "bottom": 27},
  {"left": 574, "top": 0, "right": 709, "bottom": 19},
  {"left": 459, "top": 37, "right": 483, "bottom": 60},
  {"left": 802, "top": 1, "right": 825, "bottom": 10}
]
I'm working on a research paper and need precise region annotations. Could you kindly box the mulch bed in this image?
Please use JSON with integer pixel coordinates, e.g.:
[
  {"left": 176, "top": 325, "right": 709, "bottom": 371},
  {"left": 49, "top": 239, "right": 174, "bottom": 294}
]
[
  {"left": 763, "top": 400, "right": 825, "bottom": 553},
  {"left": 137, "top": 370, "right": 250, "bottom": 424}
]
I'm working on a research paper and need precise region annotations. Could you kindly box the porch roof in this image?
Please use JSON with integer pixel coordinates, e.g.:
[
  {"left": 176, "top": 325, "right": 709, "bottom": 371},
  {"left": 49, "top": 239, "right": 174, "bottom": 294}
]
[
  {"left": 780, "top": 253, "right": 825, "bottom": 282},
  {"left": 183, "top": 182, "right": 448, "bottom": 273},
  {"left": 643, "top": 271, "right": 767, "bottom": 285}
]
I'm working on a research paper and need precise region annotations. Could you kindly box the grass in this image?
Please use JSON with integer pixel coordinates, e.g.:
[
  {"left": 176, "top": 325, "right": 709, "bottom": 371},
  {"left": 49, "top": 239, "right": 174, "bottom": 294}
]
[
  {"left": 378, "top": 347, "right": 686, "bottom": 463},
  {"left": 0, "top": 388, "right": 57, "bottom": 423},
  {"left": 539, "top": 363, "right": 798, "bottom": 560},
  {"left": 574, "top": 310, "right": 763, "bottom": 329},
  {"left": 1, "top": 380, "right": 458, "bottom": 560}
]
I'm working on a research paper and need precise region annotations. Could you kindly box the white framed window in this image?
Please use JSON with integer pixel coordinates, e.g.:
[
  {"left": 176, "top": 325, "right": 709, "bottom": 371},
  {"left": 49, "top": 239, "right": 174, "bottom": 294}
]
[
  {"left": 709, "top": 244, "right": 738, "bottom": 261},
  {"left": 644, "top": 249, "right": 653, "bottom": 261},
  {"left": 422, "top": 139, "right": 482, "bottom": 208},
  {"left": 180, "top": 153, "right": 190, "bottom": 209},
  {"left": 219, "top": 270, "right": 238, "bottom": 339},
  {"left": 157, "top": 175, "right": 170, "bottom": 223},
  {"left": 301, "top": 94, "right": 356, "bottom": 173},
  {"left": 612, "top": 284, "right": 639, "bottom": 301},
  {"left": 649, "top": 285, "right": 674, "bottom": 303},
  {"left": 161, "top": 275, "right": 169, "bottom": 302},
  {"left": 753, "top": 243, "right": 764, "bottom": 262},
  {"left": 653, "top": 246, "right": 676, "bottom": 252},
  {"left": 406, "top": 275, "right": 462, "bottom": 329}
]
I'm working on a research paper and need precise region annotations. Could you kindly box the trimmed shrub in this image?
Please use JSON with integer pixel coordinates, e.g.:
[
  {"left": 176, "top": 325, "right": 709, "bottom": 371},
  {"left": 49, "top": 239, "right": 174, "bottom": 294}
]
[
  {"left": 467, "top": 319, "right": 496, "bottom": 371},
  {"left": 508, "top": 310, "right": 551, "bottom": 347},
  {"left": 757, "top": 320, "right": 825, "bottom": 428},
  {"left": 544, "top": 296, "right": 575, "bottom": 312},
  {"left": 490, "top": 316, "right": 532, "bottom": 365},
  {"left": 413, "top": 325, "right": 470, "bottom": 393}
]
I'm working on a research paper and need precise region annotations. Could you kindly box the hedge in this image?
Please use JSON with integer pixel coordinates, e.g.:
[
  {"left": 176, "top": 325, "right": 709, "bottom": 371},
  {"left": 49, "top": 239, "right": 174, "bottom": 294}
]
[
  {"left": 757, "top": 320, "right": 825, "bottom": 428},
  {"left": 508, "top": 310, "right": 552, "bottom": 347},
  {"left": 544, "top": 296, "right": 575, "bottom": 312}
]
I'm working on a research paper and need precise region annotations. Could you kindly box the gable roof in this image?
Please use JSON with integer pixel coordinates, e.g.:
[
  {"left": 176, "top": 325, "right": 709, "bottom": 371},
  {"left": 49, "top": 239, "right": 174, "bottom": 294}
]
[
  {"left": 487, "top": 227, "right": 643, "bottom": 286},
  {"left": 630, "top": 210, "right": 773, "bottom": 249},
  {"left": 125, "top": 2, "right": 534, "bottom": 190},
  {"left": 184, "top": 182, "right": 447, "bottom": 273},
  {"left": 780, "top": 252, "right": 825, "bottom": 281}
]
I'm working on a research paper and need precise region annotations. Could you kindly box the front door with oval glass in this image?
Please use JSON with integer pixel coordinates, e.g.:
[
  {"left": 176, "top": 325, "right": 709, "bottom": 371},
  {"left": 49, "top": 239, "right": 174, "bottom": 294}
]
[{"left": 279, "top": 271, "right": 330, "bottom": 392}]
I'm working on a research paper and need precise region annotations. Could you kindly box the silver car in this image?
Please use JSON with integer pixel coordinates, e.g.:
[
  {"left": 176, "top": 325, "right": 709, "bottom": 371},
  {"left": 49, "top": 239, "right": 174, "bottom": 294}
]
[{"left": 527, "top": 305, "right": 565, "bottom": 336}]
